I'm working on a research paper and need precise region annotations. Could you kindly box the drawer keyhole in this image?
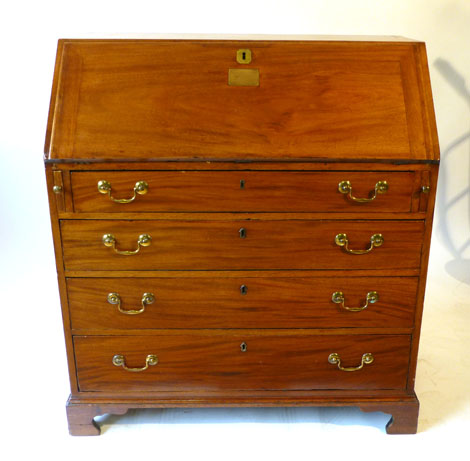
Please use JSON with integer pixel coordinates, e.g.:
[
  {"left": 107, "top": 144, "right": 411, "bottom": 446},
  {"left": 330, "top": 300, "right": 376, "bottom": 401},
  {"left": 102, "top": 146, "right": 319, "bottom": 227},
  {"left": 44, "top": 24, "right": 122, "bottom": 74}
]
[
  {"left": 240, "top": 342, "right": 247, "bottom": 352},
  {"left": 240, "top": 179, "right": 245, "bottom": 189},
  {"left": 240, "top": 284, "right": 248, "bottom": 295},
  {"left": 239, "top": 228, "right": 246, "bottom": 239}
]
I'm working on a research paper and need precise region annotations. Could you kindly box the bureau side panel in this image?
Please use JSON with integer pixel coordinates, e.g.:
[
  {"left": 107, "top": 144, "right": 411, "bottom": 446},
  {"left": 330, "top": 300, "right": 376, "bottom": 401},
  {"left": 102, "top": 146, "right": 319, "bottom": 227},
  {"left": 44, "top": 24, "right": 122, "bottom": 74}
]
[
  {"left": 45, "top": 164, "right": 79, "bottom": 393},
  {"left": 407, "top": 163, "right": 439, "bottom": 390}
]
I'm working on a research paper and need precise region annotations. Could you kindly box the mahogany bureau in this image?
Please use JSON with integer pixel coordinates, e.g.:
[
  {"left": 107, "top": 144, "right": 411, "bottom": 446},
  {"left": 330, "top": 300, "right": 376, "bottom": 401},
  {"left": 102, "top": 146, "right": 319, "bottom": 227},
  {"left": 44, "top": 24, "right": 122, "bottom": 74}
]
[{"left": 44, "top": 37, "right": 439, "bottom": 435}]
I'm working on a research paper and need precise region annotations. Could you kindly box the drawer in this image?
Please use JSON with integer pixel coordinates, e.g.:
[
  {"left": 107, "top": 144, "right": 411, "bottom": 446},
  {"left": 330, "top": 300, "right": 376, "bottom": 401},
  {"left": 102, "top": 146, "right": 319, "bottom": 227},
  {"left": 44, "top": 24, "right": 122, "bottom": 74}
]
[
  {"left": 74, "top": 333, "right": 411, "bottom": 392},
  {"left": 71, "top": 171, "right": 416, "bottom": 213},
  {"left": 67, "top": 276, "right": 418, "bottom": 329},
  {"left": 61, "top": 220, "right": 424, "bottom": 271}
]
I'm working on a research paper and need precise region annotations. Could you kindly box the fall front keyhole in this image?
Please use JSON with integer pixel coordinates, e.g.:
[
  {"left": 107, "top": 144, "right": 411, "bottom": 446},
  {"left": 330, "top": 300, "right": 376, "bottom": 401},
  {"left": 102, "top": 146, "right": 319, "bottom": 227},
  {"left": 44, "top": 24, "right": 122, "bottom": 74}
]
[{"left": 236, "top": 49, "right": 252, "bottom": 64}]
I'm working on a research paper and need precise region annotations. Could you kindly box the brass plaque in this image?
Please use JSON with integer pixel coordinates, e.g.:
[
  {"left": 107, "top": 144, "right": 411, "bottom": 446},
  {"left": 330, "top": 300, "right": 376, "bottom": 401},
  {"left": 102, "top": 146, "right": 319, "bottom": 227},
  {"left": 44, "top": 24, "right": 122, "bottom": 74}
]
[{"left": 228, "top": 69, "right": 259, "bottom": 87}]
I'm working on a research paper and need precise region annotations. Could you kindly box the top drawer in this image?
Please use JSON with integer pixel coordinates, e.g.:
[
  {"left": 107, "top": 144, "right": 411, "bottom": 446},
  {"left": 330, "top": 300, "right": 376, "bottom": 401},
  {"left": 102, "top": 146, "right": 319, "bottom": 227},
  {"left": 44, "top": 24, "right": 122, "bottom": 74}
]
[{"left": 71, "top": 171, "right": 416, "bottom": 213}]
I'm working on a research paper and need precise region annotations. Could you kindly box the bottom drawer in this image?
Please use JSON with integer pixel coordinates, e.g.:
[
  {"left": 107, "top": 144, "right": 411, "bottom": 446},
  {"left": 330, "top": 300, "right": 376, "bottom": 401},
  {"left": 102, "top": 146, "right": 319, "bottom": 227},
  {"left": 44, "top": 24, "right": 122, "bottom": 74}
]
[{"left": 74, "top": 334, "right": 411, "bottom": 392}]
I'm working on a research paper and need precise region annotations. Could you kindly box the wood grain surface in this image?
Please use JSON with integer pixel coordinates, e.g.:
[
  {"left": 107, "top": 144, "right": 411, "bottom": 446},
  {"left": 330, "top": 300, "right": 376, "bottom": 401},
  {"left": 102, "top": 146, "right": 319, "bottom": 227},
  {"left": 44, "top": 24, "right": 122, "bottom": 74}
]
[
  {"left": 60, "top": 219, "right": 424, "bottom": 271},
  {"left": 71, "top": 170, "right": 416, "bottom": 213},
  {"left": 74, "top": 333, "right": 411, "bottom": 392},
  {"left": 67, "top": 276, "right": 418, "bottom": 329},
  {"left": 47, "top": 40, "right": 438, "bottom": 160}
]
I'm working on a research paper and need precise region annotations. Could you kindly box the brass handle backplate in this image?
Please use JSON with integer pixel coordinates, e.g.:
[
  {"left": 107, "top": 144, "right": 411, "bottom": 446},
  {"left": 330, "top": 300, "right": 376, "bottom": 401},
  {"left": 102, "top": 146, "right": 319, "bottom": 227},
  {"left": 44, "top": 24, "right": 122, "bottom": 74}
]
[
  {"left": 335, "top": 233, "right": 383, "bottom": 255},
  {"left": 112, "top": 354, "right": 158, "bottom": 372},
  {"left": 328, "top": 353, "right": 374, "bottom": 372},
  {"left": 338, "top": 180, "right": 388, "bottom": 203},
  {"left": 102, "top": 233, "right": 152, "bottom": 255},
  {"left": 97, "top": 180, "right": 148, "bottom": 203},
  {"left": 331, "top": 291, "right": 378, "bottom": 312},
  {"left": 107, "top": 292, "right": 155, "bottom": 315}
]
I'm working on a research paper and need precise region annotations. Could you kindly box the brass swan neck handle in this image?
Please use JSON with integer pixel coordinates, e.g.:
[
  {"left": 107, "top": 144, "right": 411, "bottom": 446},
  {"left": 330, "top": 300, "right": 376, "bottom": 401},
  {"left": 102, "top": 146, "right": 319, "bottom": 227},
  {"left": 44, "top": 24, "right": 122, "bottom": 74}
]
[{"left": 97, "top": 180, "right": 149, "bottom": 203}]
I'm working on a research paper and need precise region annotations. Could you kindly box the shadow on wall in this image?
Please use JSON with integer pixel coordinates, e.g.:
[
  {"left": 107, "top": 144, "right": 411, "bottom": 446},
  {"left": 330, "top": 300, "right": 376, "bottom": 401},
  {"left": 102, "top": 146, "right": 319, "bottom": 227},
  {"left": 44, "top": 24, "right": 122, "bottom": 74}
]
[{"left": 434, "top": 58, "right": 470, "bottom": 283}]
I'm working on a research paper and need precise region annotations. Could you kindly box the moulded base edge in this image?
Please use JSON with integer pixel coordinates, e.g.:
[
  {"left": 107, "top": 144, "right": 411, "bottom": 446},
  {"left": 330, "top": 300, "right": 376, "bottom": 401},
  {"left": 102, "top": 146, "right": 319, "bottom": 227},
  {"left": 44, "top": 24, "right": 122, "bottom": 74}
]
[{"left": 65, "top": 392, "right": 419, "bottom": 436}]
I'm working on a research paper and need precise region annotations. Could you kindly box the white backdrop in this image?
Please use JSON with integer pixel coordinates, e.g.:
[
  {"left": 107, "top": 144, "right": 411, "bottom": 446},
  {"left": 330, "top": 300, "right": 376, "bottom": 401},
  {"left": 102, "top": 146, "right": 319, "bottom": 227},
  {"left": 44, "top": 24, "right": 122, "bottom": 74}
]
[{"left": 1, "top": 1, "right": 469, "bottom": 460}]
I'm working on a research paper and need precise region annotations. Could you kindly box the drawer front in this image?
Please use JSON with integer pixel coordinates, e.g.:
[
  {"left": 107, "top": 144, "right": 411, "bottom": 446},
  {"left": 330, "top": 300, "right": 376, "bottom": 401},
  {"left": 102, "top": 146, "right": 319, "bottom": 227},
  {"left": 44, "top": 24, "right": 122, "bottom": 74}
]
[
  {"left": 74, "top": 334, "right": 411, "bottom": 392},
  {"left": 68, "top": 276, "right": 418, "bottom": 329},
  {"left": 61, "top": 220, "right": 424, "bottom": 271},
  {"left": 71, "top": 171, "right": 415, "bottom": 213}
]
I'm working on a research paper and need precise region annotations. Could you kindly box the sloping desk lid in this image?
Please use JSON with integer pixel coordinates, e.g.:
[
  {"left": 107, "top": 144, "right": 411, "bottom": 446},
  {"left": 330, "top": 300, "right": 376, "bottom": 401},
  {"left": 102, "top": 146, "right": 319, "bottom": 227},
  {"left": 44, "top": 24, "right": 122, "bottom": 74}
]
[{"left": 45, "top": 38, "right": 439, "bottom": 162}]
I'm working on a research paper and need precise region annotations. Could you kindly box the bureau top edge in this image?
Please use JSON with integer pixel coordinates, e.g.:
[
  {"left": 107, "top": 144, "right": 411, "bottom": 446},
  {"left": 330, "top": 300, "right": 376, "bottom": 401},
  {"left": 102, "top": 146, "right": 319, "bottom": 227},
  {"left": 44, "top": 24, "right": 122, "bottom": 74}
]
[{"left": 55, "top": 36, "right": 423, "bottom": 43}]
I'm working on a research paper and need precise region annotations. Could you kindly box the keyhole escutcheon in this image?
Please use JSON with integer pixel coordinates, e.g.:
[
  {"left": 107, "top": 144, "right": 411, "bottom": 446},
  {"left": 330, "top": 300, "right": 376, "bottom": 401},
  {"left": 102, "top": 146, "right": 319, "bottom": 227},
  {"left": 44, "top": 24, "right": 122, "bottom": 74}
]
[{"left": 236, "top": 49, "right": 252, "bottom": 64}]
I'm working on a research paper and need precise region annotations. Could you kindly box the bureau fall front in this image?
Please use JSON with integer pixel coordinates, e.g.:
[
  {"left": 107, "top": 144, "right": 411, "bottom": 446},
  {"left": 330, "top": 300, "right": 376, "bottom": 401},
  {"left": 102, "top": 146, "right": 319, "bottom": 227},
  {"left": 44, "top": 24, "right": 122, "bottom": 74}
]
[{"left": 45, "top": 37, "right": 439, "bottom": 435}]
